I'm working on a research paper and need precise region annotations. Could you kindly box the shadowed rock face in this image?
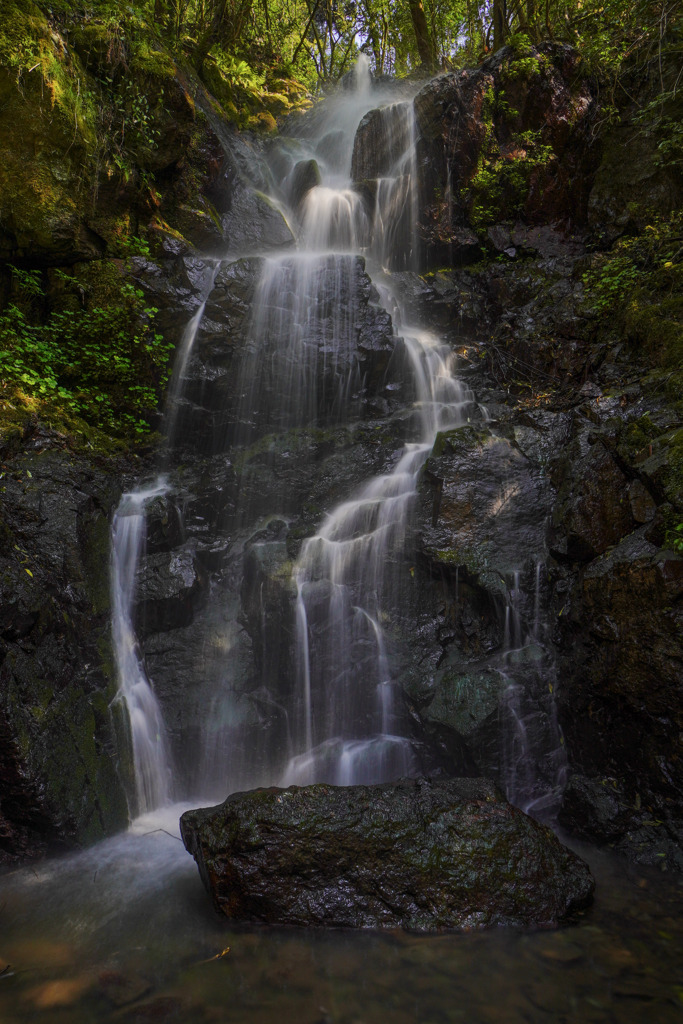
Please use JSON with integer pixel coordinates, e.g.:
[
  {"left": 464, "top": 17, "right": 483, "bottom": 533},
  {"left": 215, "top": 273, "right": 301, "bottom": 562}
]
[
  {"left": 412, "top": 43, "right": 599, "bottom": 268},
  {"left": 0, "top": 431, "right": 131, "bottom": 861},
  {"left": 171, "top": 254, "right": 401, "bottom": 455},
  {"left": 180, "top": 777, "right": 594, "bottom": 931}
]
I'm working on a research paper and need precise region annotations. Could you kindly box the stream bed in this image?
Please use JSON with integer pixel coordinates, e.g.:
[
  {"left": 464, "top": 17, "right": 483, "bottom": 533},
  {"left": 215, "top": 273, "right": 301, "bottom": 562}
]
[{"left": 1, "top": 808, "right": 682, "bottom": 1023}]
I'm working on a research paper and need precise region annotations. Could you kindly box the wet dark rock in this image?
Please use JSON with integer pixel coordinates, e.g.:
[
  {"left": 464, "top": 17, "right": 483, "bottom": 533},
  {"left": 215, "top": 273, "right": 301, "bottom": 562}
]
[
  {"left": 627, "top": 479, "right": 657, "bottom": 524},
  {"left": 0, "top": 443, "right": 130, "bottom": 860},
  {"left": 511, "top": 409, "right": 573, "bottom": 467},
  {"left": 172, "top": 202, "right": 225, "bottom": 254},
  {"left": 417, "top": 667, "right": 508, "bottom": 759},
  {"left": 559, "top": 774, "right": 683, "bottom": 872},
  {"left": 559, "top": 774, "right": 632, "bottom": 843},
  {"left": 180, "top": 777, "right": 594, "bottom": 930},
  {"left": 351, "top": 103, "right": 413, "bottom": 182},
  {"left": 134, "top": 545, "right": 207, "bottom": 636},
  {"left": 288, "top": 159, "right": 322, "bottom": 211},
  {"left": 556, "top": 533, "right": 683, "bottom": 858},
  {"left": 418, "top": 425, "right": 552, "bottom": 587},
  {"left": 550, "top": 435, "right": 635, "bottom": 562},
  {"left": 222, "top": 184, "right": 295, "bottom": 252},
  {"left": 129, "top": 254, "right": 212, "bottom": 353},
  {"left": 240, "top": 537, "right": 296, "bottom": 695},
  {"left": 510, "top": 223, "right": 585, "bottom": 259},
  {"left": 447, "top": 227, "right": 483, "bottom": 265},
  {"left": 487, "top": 224, "right": 513, "bottom": 253},
  {"left": 144, "top": 495, "right": 185, "bottom": 553}
]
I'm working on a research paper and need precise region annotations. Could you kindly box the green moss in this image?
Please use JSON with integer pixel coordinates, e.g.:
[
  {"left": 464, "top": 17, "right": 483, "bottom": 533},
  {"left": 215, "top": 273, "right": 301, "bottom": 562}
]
[
  {"left": 617, "top": 414, "right": 660, "bottom": 462},
  {"left": 582, "top": 215, "right": 683, "bottom": 389},
  {"left": 427, "top": 543, "right": 487, "bottom": 578},
  {"left": 500, "top": 45, "right": 546, "bottom": 83},
  {"left": 130, "top": 40, "right": 176, "bottom": 80},
  {"left": 249, "top": 110, "right": 278, "bottom": 133},
  {"left": 430, "top": 425, "right": 488, "bottom": 460},
  {"left": 0, "top": 1, "right": 45, "bottom": 73}
]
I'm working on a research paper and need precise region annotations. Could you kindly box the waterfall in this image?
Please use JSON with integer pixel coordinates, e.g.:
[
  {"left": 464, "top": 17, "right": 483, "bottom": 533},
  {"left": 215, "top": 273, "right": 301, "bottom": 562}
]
[
  {"left": 111, "top": 480, "right": 173, "bottom": 815},
  {"left": 110, "top": 58, "right": 564, "bottom": 816},
  {"left": 284, "top": 329, "right": 477, "bottom": 784},
  {"left": 233, "top": 253, "right": 364, "bottom": 446},
  {"left": 267, "top": 78, "right": 479, "bottom": 786},
  {"left": 110, "top": 260, "right": 218, "bottom": 813}
]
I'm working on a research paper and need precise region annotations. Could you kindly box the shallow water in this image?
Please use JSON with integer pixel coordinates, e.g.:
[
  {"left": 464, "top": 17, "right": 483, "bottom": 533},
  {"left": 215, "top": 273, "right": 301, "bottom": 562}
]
[{"left": 1, "top": 807, "right": 682, "bottom": 1023}]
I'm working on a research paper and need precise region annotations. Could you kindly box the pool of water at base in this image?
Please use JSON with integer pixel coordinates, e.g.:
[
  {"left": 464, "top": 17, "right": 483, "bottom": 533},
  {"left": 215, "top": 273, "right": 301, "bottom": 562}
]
[{"left": 0, "top": 804, "right": 682, "bottom": 1024}]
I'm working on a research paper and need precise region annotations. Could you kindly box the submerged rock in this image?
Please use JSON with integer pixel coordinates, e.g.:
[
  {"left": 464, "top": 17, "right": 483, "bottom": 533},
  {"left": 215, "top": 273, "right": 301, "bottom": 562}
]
[
  {"left": 180, "top": 777, "right": 594, "bottom": 931},
  {"left": 288, "top": 159, "right": 322, "bottom": 211}
]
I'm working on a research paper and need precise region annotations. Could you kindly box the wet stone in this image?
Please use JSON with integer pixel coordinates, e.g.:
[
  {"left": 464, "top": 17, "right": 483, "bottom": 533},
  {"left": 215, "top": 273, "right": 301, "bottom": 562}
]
[
  {"left": 627, "top": 479, "right": 657, "bottom": 523},
  {"left": 134, "top": 546, "right": 207, "bottom": 635},
  {"left": 181, "top": 777, "right": 594, "bottom": 931},
  {"left": 351, "top": 104, "right": 413, "bottom": 182},
  {"left": 223, "top": 184, "right": 295, "bottom": 252},
  {"left": 288, "top": 158, "right": 322, "bottom": 211}
]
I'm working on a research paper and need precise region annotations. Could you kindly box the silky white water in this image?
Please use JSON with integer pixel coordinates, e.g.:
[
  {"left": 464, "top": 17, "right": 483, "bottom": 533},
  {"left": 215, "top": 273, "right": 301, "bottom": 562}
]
[
  {"left": 110, "top": 58, "right": 561, "bottom": 814},
  {"left": 111, "top": 479, "right": 173, "bottom": 815}
]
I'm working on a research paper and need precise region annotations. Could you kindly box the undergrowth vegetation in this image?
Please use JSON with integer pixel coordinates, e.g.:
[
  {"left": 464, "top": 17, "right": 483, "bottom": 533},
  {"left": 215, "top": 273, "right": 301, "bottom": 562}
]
[
  {"left": 0, "top": 250, "right": 172, "bottom": 446},
  {"left": 582, "top": 213, "right": 683, "bottom": 402}
]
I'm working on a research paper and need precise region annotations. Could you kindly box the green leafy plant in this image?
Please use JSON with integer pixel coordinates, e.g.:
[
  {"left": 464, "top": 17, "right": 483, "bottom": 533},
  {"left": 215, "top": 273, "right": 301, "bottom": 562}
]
[
  {"left": 468, "top": 127, "right": 555, "bottom": 228},
  {"left": 0, "top": 261, "right": 172, "bottom": 439},
  {"left": 673, "top": 523, "right": 683, "bottom": 554}
]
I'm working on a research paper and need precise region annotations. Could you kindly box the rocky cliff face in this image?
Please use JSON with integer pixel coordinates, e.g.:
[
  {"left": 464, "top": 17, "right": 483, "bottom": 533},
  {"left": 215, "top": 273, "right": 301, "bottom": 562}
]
[
  {"left": 412, "top": 43, "right": 600, "bottom": 268},
  {"left": 398, "top": 44, "right": 683, "bottom": 867},
  {"left": 0, "top": 5, "right": 230, "bottom": 265},
  {"left": 0, "top": 425, "right": 133, "bottom": 862}
]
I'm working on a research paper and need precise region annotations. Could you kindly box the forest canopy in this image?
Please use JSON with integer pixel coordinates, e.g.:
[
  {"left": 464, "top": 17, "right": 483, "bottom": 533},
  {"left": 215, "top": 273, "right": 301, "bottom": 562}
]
[{"left": 20, "top": 0, "right": 682, "bottom": 86}]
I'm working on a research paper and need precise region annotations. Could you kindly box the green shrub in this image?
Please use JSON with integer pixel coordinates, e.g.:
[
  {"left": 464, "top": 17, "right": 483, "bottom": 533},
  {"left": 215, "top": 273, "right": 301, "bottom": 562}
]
[{"left": 0, "top": 255, "right": 172, "bottom": 440}]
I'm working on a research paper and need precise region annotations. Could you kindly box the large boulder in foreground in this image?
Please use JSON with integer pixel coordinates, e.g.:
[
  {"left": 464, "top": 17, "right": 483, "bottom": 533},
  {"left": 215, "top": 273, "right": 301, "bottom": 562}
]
[{"left": 180, "top": 777, "right": 593, "bottom": 931}]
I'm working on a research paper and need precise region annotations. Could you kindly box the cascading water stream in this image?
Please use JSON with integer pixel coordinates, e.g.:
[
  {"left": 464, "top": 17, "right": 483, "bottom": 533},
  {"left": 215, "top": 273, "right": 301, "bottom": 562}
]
[
  {"left": 285, "top": 327, "right": 479, "bottom": 785},
  {"left": 271, "top": 91, "right": 484, "bottom": 786},
  {"left": 110, "top": 273, "right": 216, "bottom": 813},
  {"left": 111, "top": 479, "right": 173, "bottom": 814},
  {"left": 110, "top": 58, "right": 563, "bottom": 817}
]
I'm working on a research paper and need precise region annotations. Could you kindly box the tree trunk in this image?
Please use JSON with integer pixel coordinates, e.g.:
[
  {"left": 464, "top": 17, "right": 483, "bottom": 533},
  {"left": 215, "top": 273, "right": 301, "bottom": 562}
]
[
  {"left": 492, "top": 0, "right": 507, "bottom": 51},
  {"left": 407, "top": 0, "right": 435, "bottom": 68}
]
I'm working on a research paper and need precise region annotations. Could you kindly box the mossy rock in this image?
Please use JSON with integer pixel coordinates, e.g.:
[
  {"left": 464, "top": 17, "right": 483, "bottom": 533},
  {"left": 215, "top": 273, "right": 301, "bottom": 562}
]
[
  {"left": 248, "top": 110, "right": 278, "bottom": 133},
  {"left": 130, "top": 40, "right": 176, "bottom": 80},
  {"left": 181, "top": 778, "right": 594, "bottom": 931}
]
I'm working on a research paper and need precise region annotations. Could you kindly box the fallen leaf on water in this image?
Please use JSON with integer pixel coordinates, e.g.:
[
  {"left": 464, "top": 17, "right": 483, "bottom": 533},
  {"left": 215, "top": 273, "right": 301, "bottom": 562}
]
[{"left": 196, "top": 946, "right": 231, "bottom": 964}]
